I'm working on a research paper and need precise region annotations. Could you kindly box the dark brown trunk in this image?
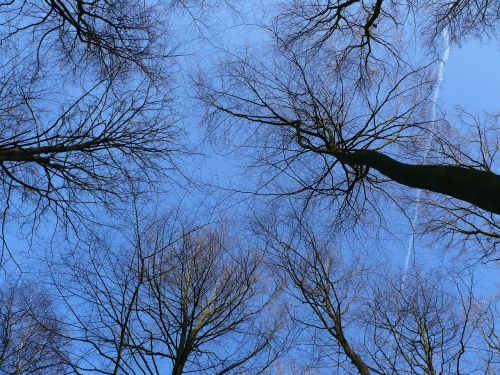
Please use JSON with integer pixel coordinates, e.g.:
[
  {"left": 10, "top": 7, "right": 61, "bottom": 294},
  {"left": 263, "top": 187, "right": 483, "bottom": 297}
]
[
  {"left": 334, "top": 326, "right": 371, "bottom": 375},
  {"left": 172, "top": 356, "right": 187, "bottom": 375},
  {"left": 344, "top": 345, "right": 371, "bottom": 375},
  {"left": 337, "top": 150, "right": 500, "bottom": 214}
]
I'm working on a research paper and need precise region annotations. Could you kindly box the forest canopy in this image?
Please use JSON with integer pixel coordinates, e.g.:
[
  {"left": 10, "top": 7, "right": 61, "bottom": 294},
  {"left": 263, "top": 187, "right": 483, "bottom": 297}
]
[{"left": 0, "top": 0, "right": 498, "bottom": 374}]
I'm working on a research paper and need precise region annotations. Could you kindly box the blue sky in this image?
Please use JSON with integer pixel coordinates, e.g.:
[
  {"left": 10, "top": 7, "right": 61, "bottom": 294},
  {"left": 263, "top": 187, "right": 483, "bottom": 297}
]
[
  {"left": 3, "top": 0, "right": 497, "bottom": 289},
  {"left": 0, "top": 4, "right": 498, "bottom": 372},
  {"left": 443, "top": 39, "right": 500, "bottom": 112}
]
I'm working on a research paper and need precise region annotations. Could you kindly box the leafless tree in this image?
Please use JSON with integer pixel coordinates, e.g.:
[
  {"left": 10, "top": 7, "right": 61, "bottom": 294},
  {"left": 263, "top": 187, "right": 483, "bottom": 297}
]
[
  {"left": 416, "top": 111, "right": 500, "bottom": 260},
  {"left": 0, "top": 281, "right": 69, "bottom": 374},
  {"left": 141, "top": 224, "right": 281, "bottom": 375},
  {"left": 274, "top": 0, "right": 499, "bottom": 57},
  {"left": 199, "top": 46, "right": 499, "bottom": 212},
  {"left": 364, "top": 269, "right": 483, "bottom": 374},
  {"left": 0, "top": 72, "right": 179, "bottom": 236},
  {"left": 196, "top": 0, "right": 500, "bottom": 260},
  {"left": 273, "top": 0, "right": 405, "bottom": 75},
  {"left": 424, "top": 0, "right": 500, "bottom": 43},
  {"left": 256, "top": 211, "right": 374, "bottom": 374},
  {"left": 50, "top": 213, "right": 281, "bottom": 374},
  {"left": 0, "top": 1, "right": 170, "bottom": 77},
  {"left": 199, "top": 49, "right": 428, "bottom": 220},
  {"left": 0, "top": 1, "right": 187, "bottom": 250},
  {"left": 474, "top": 296, "right": 500, "bottom": 372},
  {"left": 254, "top": 209, "right": 499, "bottom": 374},
  {"left": 264, "top": 360, "right": 318, "bottom": 375}
]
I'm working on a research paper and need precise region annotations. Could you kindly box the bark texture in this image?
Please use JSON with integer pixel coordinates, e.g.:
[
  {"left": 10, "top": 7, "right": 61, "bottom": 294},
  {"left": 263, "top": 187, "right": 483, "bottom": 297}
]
[{"left": 336, "top": 149, "right": 500, "bottom": 214}]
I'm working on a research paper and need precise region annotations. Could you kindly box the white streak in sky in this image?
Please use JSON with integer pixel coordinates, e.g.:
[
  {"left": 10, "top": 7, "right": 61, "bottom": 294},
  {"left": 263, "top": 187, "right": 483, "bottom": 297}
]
[{"left": 403, "top": 27, "right": 450, "bottom": 276}]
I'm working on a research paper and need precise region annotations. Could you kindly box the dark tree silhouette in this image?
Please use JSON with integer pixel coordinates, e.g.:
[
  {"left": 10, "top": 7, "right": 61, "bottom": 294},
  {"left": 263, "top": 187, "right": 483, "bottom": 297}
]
[
  {"left": 0, "top": 1, "right": 183, "bottom": 249},
  {"left": 197, "top": 0, "right": 500, "bottom": 260},
  {"left": 198, "top": 50, "right": 499, "bottom": 215},
  {"left": 51, "top": 214, "right": 281, "bottom": 374}
]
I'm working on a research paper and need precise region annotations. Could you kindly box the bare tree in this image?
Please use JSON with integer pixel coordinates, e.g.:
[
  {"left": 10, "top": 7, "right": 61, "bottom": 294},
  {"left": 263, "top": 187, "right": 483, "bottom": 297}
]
[
  {"left": 0, "top": 73, "right": 178, "bottom": 234},
  {"left": 0, "top": 1, "right": 169, "bottom": 77},
  {"left": 256, "top": 211, "right": 373, "bottom": 374},
  {"left": 254, "top": 208, "right": 499, "bottom": 374},
  {"left": 198, "top": 43, "right": 499, "bottom": 213},
  {"left": 141, "top": 224, "right": 280, "bottom": 374},
  {"left": 274, "top": 0, "right": 404, "bottom": 74},
  {"left": 51, "top": 213, "right": 281, "bottom": 374},
  {"left": 424, "top": 0, "right": 500, "bottom": 43},
  {"left": 475, "top": 296, "right": 500, "bottom": 372},
  {"left": 0, "top": 1, "right": 187, "bottom": 248},
  {"left": 0, "top": 281, "right": 68, "bottom": 374},
  {"left": 196, "top": 0, "right": 500, "bottom": 262},
  {"left": 264, "top": 360, "right": 318, "bottom": 375},
  {"left": 364, "top": 267, "right": 494, "bottom": 374},
  {"left": 275, "top": 0, "right": 499, "bottom": 57},
  {"left": 416, "top": 111, "right": 500, "bottom": 260}
]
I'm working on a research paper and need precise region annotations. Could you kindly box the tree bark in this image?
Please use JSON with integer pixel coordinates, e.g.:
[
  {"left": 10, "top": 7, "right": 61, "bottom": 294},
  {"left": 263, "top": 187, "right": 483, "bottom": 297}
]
[
  {"left": 336, "top": 149, "right": 500, "bottom": 214},
  {"left": 0, "top": 141, "right": 107, "bottom": 162},
  {"left": 332, "top": 320, "right": 371, "bottom": 375},
  {"left": 340, "top": 338, "right": 371, "bottom": 375},
  {"left": 172, "top": 356, "right": 187, "bottom": 375}
]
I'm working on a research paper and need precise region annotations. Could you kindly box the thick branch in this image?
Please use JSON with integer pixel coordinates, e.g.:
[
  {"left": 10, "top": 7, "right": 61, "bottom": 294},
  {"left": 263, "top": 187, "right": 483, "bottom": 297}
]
[
  {"left": 0, "top": 140, "right": 112, "bottom": 162},
  {"left": 336, "top": 330, "right": 371, "bottom": 374},
  {"left": 336, "top": 149, "right": 500, "bottom": 214}
]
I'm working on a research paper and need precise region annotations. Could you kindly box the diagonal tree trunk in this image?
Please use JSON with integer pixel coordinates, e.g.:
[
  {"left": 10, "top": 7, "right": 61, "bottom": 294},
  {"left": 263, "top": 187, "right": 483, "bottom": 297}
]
[{"left": 336, "top": 149, "right": 500, "bottom": 214}]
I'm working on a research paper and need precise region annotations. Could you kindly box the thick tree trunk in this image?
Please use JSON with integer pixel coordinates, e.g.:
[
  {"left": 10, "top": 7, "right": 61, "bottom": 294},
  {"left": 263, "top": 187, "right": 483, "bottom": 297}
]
[
  {"left": 336, "top": 149, "right": 500, "bottom": 215},
  {"left": 0, "top": 141, "right": 105, "bottom": 162},
  {"left": 343, "top": 343, "right": 371, "bottom": 375},
  {"left": 334, "top": 324, "right": 371, "bottom": 375},
  {"left": 172, "top": 357, "right": 187, "bottom": 375}
]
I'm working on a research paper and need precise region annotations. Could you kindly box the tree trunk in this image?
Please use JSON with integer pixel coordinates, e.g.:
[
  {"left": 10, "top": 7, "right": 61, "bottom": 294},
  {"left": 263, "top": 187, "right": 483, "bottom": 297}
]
[
  {"left": 172, "top": 357, "right": 187, "bottom": 375},
  {"left": 343, "top": 344, "right": 371, "bottom": 375},
  {"left": 336, "top": 149, "right": 500, "bottom": 214},
  {"left": 334, "top": 325, "right": 371, "bottom": 375}
]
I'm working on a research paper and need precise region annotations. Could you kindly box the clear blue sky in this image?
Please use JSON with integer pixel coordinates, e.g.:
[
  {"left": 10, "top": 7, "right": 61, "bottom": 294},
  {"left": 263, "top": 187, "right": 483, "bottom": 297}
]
[
  {"left": 2, "top": 4, "right": 497, "bottom": 373},
  {"left": 443, "top": 40, "right": 500, "bottom": 113}
]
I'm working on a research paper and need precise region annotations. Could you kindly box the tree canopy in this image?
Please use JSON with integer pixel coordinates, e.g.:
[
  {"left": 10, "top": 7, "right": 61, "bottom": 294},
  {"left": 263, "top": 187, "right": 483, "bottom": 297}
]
[{"left": 0, "top": 0, "right": 498, "bottom": 373}]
